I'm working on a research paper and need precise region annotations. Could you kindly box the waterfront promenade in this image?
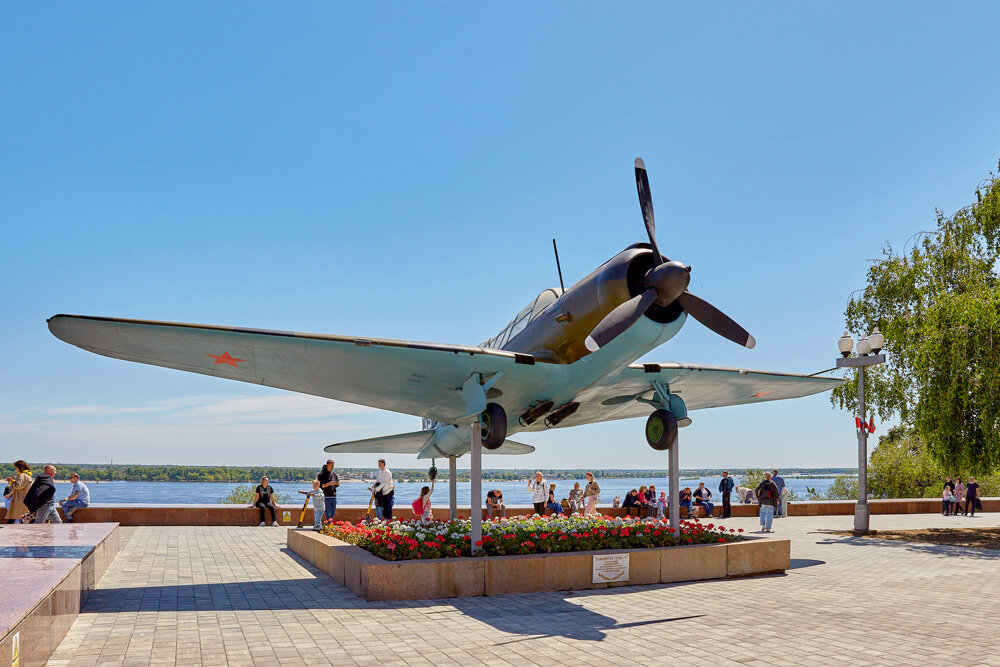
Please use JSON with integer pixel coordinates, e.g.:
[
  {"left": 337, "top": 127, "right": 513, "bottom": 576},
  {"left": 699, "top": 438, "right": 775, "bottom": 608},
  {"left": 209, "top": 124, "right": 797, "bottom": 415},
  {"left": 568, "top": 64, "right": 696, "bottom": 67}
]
[{"left": 47, "top": 512, "right": 1000, "bottom": 666}]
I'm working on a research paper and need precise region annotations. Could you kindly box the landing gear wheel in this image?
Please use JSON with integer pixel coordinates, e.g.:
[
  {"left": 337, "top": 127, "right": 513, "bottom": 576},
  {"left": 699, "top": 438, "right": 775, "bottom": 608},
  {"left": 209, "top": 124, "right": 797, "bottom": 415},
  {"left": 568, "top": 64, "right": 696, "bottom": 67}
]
[
  {"left": 645, "top": 409, "right": 677, "bottom": 451},
  {"left": 480, "top": 402, "right": 508, "bottom": 450}
]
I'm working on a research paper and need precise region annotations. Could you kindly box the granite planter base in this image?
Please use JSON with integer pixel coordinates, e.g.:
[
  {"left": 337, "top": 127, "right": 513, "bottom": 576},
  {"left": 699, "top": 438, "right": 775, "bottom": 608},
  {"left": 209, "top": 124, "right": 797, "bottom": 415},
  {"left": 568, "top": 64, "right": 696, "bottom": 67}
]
[
  {"left": 288, "top": 528, "right": 789, "bottom": 601},
  {"left": 0, "top": 524, "right": 120, "bottom": 667}
]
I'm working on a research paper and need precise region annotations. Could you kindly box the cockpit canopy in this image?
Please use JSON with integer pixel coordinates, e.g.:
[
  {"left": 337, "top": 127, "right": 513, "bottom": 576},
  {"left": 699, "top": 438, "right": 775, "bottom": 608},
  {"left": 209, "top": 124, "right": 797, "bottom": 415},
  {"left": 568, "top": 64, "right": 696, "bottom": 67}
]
[{"left": 481, "top": 288, "right": 564, "bottom": 350}]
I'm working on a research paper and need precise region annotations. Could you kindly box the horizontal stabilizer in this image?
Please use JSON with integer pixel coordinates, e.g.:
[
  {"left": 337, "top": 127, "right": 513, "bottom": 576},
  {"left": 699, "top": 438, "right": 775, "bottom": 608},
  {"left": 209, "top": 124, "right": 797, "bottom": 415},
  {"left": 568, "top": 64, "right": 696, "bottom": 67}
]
[
  {"left": 479, "top": 440, "right": 535, "bottom": 456},
  {"left": 325, "top": 431, "right": 535, "bottom": 457},
  {"left": 324, "top": 431, "right": 435, "bottom": 455}
]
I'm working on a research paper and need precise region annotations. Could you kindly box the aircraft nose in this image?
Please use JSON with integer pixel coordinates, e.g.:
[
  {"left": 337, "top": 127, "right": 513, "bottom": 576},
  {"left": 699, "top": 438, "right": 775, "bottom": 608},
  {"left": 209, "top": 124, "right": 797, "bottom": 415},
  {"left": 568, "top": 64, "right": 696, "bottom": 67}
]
[{"left": 645, "top": 260, "right": 691, "bottom": 305}]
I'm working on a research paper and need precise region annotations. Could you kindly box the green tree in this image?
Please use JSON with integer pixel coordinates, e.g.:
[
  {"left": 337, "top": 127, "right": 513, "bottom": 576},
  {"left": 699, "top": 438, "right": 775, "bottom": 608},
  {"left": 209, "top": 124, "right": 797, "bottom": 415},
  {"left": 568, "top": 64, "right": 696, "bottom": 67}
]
[
  {"left": 820, "top": 475, "right": 858, "bottom": 500},
  {"left": 867, "top": 426, "right": 945, "bottom": 499},
  {"left": 737, "top": 468, "right": 766, "bottom": 491},
  {"left": 219, "top": 484, "right": 289, "bottom": 505},
  {"left": 832, "top": 162, "right": 1000, "bottom": 473}
]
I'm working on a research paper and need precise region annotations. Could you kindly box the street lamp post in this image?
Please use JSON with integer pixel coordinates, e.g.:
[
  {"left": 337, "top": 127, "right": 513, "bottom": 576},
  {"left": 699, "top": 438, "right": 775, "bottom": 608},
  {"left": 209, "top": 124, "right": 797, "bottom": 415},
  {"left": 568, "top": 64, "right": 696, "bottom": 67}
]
[{"left": 836, "top": 328, "right": 886, "bottom": 535}]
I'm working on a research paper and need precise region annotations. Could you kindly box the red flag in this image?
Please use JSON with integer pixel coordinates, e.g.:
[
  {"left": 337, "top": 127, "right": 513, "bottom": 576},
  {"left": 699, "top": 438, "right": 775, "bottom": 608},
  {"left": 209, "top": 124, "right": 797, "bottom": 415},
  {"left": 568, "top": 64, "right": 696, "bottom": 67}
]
[
  {"left": 855, "top": 417, "right": 862, "bottom": 430},
  {"left": 868, "top": 416, "right": 876, "bottom": 434}
]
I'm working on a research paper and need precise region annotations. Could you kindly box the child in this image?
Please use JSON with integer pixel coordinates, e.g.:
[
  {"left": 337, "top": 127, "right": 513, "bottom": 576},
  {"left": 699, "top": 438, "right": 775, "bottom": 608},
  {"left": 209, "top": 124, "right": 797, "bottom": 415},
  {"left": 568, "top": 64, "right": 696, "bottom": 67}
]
[
  {"left": 303, "top": 480, "right": 325, "bottom": 530},
  {"left": 545, "top": 490, "right": 564, "bottom": 515},
  {"left": 416, "top": 480, "right": 434, "bottom": 523},
  {"left": 941, "top": 485, "right": 954, "bottom": 516},
  {"left": 656, "top": 491, "right": 667, "bottom": 518}
]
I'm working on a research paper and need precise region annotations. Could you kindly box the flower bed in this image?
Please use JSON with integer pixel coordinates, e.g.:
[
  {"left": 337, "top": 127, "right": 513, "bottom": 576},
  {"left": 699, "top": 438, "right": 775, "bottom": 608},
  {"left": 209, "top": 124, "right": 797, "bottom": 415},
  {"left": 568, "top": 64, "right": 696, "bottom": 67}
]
[{"left": 322, "top": 515, "right": 743, "bottom": 561}]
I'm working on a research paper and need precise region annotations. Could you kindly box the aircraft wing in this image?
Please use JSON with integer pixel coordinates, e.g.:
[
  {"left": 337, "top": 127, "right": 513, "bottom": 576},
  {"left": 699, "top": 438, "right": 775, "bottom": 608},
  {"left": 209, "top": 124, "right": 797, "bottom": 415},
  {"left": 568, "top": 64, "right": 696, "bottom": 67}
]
[
  {"left": 47, "top": 314, "right": 546, "bottom": 424},
  {"left": 524, "top": 362, "right": 842, "bottom": 429}
]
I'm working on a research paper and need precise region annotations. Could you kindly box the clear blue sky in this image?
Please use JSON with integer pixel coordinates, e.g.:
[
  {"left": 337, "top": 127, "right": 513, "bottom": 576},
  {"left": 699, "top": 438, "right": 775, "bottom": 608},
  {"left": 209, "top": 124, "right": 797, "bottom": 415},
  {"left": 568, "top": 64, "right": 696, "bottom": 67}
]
[{"left": 2, "top": 3, "right": 999, "bottom": 470}]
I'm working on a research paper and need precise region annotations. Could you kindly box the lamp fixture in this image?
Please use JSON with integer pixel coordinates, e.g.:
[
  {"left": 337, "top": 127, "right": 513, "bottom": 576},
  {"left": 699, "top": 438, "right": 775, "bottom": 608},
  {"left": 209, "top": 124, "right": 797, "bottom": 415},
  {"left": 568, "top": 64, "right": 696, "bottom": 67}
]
[
  {"left": 838, "top": 331, "right": 854, "bottom": 357},
  {"left": 868, "top": 328, "right": 884, "bottom": 354}
]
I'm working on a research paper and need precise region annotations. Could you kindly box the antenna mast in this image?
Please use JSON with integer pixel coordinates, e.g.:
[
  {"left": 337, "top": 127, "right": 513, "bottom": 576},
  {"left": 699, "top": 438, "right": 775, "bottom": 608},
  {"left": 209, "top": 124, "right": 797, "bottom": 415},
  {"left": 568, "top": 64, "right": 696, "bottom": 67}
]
[{"left": 552, "top": 239, "right": 565, "bottom": 292}]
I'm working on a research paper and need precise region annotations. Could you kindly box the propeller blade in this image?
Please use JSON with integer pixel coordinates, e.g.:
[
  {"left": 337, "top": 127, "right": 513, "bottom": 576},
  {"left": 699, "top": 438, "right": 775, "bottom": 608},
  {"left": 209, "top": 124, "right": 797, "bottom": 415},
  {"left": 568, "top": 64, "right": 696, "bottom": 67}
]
[
  {"left": 585, "top": 289, "right": 657, "bottom": 352},
  {"left": 677, "top": 292, "right": 756, "bottom": 349},
  {"left": 634, "top": 157, "right": 664, "bottom": 264}
]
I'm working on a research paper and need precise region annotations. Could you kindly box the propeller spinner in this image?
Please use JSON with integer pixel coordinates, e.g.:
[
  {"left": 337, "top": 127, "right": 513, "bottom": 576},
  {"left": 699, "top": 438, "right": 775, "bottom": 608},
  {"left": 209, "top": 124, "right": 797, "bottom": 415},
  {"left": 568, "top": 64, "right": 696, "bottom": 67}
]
[{"left": 584, "top": 158, "right": 756, "bottom": 352}]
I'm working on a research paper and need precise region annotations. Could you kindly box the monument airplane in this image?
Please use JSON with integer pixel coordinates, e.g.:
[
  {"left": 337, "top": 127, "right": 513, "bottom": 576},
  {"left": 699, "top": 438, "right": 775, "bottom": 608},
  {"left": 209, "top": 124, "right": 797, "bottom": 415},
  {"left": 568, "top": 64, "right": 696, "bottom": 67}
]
[{"left": 47, "top": 159, "right": 840, "bottom": 464}]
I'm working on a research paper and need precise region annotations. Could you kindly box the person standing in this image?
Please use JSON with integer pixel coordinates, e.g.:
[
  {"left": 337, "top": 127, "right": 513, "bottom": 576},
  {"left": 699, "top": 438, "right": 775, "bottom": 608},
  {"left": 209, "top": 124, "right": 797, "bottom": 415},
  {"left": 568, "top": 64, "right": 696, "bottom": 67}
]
[
  {"left": 59, "top": 473, "right": 90, "bottom": 522},
  {"left": 941, "top": 483, "right": 954, "bottom": 515},
  {"left": 942, "top": 477, "right": 955, "bottom": 515},
  {"left": 527, "top": 471, "right": 548, "bottom": 516},
  {"left": 25, "top": 465, "right": 61, "bottom": 524},
  {"left": 952, "top": 477, "right": 965, "bottom": 516},
  {"left": 771, "top": 470, "right": 786, "bottom": 517},
  {"left": 249, "top": 476, "right": 279, "bottom": 526},
  {"left": 318, "top": 459, "right": 340, "bottom": 523},
  {"left": 755, "top": 472, "right": 779, "bottom": 533},
  {"left": 416, "top": 479, "right": 435, "bottom": 523},
  {"left": 373, "top": 458, "right": 395, "bottom": 521},
  {"left": 719, "top": 471, "right": 734, "bottom": 519},
  {"left": 301, "top": 480, "right": 325, "bottom": 530},
  {"left": 583, "top": 472, "right": 600, "bottom": 516},
  {"left": 965, "top": 476, "right": 979, "bottom": 516},
  {"left": 4, "top": 461, "right": 32, "bottom": 523}
]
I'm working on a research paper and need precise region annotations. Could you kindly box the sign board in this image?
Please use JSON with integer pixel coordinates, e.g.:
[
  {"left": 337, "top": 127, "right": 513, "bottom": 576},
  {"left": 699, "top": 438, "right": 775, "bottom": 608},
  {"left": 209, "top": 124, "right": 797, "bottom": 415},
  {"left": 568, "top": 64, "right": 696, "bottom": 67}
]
[
  {"left": 282, "top": 511, "right": 291, "bottom": 523},
  {"left": 11, "top": 631, "right": 18, "bottom": 667},
  {"left": 592, "top": 553, "right": 629, "bottom": 583}
]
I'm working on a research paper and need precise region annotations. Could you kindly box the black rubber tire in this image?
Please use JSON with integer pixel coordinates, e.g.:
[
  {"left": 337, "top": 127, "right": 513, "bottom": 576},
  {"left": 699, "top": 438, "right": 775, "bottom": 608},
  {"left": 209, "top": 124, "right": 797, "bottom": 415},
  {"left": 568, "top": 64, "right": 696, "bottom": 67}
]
[
  {"left": 480, "top": 402, "right": 508, "bottom": 450},
  {"left": 645, "top": 409, "right": 678, "bottom": 451}
]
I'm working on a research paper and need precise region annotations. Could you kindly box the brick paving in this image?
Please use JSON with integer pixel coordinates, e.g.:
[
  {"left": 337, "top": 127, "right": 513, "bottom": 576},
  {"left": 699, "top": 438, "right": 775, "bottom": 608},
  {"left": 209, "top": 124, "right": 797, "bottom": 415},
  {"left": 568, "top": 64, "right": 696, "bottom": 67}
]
[{"left": 48, "top": 512, "right": 1000, "bottom": 666}]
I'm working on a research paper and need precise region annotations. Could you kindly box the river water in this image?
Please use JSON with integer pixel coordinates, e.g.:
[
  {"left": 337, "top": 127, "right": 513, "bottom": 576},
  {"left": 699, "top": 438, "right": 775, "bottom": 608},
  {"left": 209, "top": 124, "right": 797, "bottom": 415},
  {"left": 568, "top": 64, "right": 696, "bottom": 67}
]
[{"left": 38, "top": 476, "right": 841, "bottom": 507}]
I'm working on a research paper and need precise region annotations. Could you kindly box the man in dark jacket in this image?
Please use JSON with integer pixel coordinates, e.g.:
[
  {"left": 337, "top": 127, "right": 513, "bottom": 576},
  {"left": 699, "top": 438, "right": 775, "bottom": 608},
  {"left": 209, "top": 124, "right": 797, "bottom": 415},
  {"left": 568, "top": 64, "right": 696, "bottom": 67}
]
[
  {"left": 622, "top": 489, "right": 639, "bottom": 516},
  {"left": 755, "top": 473, "right": 779, "bottom": 533},
  {"left": 965, "top": 476, "right": 980, "bottom": 516},
  {"left": 24, "top": 465, "right": 61, "bottom": 524},
  {"left": 719, "top": 471, "right": 735, "bottom": 518}
]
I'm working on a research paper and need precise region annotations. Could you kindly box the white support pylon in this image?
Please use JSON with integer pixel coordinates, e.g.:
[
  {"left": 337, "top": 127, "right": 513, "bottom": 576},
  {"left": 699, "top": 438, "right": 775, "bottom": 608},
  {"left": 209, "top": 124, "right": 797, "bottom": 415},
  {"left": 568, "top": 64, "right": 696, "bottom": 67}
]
[
  {"left": 449, "top": 456, "right": 457, "bottom": 521},
  {"left": 669, "top": 438, "right": 679, "bottom": 535},
  {"left": 470, "top": 419, "right": 483, "bottom": 554}
]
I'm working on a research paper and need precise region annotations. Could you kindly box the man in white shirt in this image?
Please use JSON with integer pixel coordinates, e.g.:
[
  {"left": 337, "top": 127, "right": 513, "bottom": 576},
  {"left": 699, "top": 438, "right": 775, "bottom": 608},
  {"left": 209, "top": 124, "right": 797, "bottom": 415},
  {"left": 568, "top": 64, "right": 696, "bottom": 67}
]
[{"left": 372, "top": 458, "right": 395, "bottom": 520}]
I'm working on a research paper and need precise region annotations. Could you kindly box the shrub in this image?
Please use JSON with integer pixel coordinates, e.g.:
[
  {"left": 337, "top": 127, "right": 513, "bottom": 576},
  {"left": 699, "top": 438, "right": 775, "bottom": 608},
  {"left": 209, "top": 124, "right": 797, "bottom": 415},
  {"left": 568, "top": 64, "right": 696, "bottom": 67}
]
[{"left": 219, "top": 483, "right": 289, "bottom": 505}]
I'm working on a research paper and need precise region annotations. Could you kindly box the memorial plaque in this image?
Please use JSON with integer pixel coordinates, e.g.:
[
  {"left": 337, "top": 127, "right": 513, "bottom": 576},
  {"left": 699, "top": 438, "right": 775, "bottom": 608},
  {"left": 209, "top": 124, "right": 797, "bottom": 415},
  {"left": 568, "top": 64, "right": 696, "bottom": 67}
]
[{"left": 592, "top": 553, "right": 629, "bottom": 583}]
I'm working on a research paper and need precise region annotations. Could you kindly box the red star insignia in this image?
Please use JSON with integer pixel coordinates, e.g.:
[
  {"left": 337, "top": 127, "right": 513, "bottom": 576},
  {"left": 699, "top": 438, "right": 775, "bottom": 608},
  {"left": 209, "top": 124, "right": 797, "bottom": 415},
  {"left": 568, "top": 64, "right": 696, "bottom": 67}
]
[
  {"left": 750, "top": 391, "right": 773, "bottom": 399},
  {"left": 207, "top": 352, "right": 246, "bottom": 367}
]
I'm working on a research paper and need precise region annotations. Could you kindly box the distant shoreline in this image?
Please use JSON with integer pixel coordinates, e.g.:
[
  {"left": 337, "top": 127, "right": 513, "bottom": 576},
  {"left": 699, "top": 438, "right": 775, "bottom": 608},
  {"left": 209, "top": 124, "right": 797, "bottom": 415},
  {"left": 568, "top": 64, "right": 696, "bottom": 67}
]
[{"left": 52, "top": 474, "right": 853, "bottom": 485}]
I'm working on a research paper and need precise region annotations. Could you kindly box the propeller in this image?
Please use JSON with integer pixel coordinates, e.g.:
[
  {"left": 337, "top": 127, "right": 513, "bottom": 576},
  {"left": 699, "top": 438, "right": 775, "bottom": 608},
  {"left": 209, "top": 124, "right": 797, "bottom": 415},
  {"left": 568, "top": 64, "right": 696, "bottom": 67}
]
[{"left": 585, "top": 157, "right": 756, "bottom": 352}]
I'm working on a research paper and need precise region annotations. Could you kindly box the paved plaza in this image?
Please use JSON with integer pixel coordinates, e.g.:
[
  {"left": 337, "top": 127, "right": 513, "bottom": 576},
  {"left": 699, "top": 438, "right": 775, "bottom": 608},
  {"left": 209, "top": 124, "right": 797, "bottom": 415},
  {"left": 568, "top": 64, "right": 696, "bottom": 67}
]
[{"left": 48, "top": 512, "right": 1000, "bottom": 666}]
